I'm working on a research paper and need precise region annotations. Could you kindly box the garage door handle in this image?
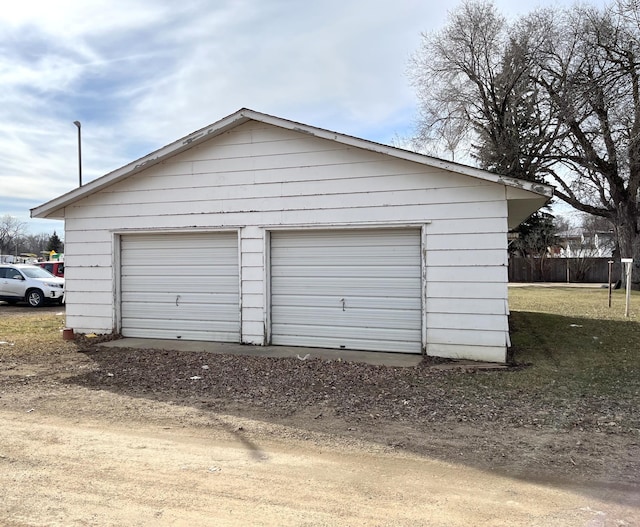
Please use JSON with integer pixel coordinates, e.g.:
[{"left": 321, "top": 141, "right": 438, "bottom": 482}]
[
  {"left": 340, "top": 298, "right": 345, "bottom": 311},
  {"left": 176, "top": 295, "right": 181, "bottom": 306}
]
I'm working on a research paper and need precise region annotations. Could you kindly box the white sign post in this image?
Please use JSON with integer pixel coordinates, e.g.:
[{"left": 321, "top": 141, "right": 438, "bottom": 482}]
[{"left": 621, "top": 258, "right": 633, "bottom": 317}]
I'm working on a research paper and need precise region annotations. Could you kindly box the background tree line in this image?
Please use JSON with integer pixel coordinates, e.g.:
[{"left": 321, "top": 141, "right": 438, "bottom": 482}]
[
  {"left": 410, "top": 0, "right": 640, "bottom": 286},
  {"left": 0, "top": 214, "right": 63, "bottom": 258}
]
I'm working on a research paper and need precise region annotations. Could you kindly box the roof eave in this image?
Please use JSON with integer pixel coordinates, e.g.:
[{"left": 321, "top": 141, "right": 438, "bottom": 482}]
[
  {"left": 506, "top": 187, "right": 554, "bottom": 230},
  {"left": 31, "top": 110, "right": 254, "bottom": 219},
  {"left": 245, "top": 110, "right": 554, "bottom": 199},
  {"left": 31, "top": 107, "right": 554, "bottom": 219}
]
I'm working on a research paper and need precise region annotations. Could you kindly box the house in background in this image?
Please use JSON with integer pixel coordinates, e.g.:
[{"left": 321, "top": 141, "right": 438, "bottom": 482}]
[
  {"left": 32, "top": 109, "right": 552, "bottom": 363},
  {"left": 552, "top": 228, "right": 616, "bottom": 258}
]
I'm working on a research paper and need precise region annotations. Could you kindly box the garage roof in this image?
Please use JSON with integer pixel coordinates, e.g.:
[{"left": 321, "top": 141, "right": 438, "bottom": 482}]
[{"left": 31, "top": 108, "right": 553, "bottom": 227}]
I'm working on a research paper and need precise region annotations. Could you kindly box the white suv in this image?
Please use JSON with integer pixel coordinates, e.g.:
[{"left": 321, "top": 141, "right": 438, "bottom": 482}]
[{"left": 0, "top": 264, "right": 65, "bottom": 307}]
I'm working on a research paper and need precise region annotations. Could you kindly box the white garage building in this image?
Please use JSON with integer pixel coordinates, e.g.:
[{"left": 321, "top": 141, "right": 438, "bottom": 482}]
[{"left": 32, "top": 109, "right": 552, "bottom": 363}]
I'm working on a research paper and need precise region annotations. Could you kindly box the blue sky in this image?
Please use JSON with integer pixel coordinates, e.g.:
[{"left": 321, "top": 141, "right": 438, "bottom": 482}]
[{"left": 1, "top": 0, "right": 606, "bottom": 235}]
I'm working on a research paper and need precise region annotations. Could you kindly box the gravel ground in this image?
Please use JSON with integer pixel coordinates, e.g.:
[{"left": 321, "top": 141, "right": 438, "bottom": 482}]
[
  {"left": 33, "top": 340, "right": 632, "bottom": 488},
  {"left": 71, "top": 346, "right": 637, "bottom": 434},
  {"left": 1, "top": 305, "right": 638, "bottom": 491}
]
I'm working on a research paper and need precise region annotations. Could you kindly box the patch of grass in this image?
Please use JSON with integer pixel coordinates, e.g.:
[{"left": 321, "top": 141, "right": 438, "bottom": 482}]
[
  {"left": 427, "top": 287, "right": 640, "bottom": 432},
  {"left": 487, "top": 287, "right": 640, "bottom": 399},
  {"left": 0, "top": 311, "right": 72, "bottom": 357},
  {"left": 508, "top": 311, "right": 639, "bottom": 396},
  {"left": 508, "top": 286, "right": 640, "bottom": 322}
]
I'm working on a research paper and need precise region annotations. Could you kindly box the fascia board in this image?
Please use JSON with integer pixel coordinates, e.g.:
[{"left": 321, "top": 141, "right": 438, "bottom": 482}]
[{"left": 32, "top": 107, "right": 554, "bottom": 219}]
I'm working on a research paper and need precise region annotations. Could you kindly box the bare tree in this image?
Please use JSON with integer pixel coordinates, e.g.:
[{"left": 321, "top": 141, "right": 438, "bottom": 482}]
[
  {"left": 532, "top": 4, "right": 640, "bottom": 281},
  {"left": 409, "top": 0, "right": 640, "bottom": 286},
  {"left": 0, "top": 215, "right": 27, "bottom": 255},
  {"left": 409, "top": 1, "right": 561, "bottom": 180},
  {"left": 21, "top": 233, "right": 53, "bottom": 257}
]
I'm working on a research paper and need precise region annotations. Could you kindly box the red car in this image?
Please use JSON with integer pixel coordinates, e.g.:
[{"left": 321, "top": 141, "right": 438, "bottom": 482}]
[{"left": 37, "top": 261, "right": 64, "bottom": 278}]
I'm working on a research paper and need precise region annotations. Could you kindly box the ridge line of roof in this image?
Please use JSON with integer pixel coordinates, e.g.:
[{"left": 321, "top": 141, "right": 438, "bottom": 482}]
[{"left": 31, "top": 108, "right": 553, "bottom": 219}]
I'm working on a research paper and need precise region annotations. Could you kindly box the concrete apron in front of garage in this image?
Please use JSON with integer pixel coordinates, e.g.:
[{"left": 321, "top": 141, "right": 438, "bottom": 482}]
[{"left": 98, "top": 338, "right": 424, "bottom": 368}]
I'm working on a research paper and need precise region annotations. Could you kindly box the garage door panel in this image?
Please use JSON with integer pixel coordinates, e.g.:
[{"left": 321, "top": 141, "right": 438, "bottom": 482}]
[
  {"left": 272, "top": 294, "right": 420, "bottom": 310},
  {"left": 271, "top": 275, "right": 421, "bottom": 287},
  {"left": 271, "top": 278, "right": 421, "bottom": 298},
  {"left": 272, "top": 306, "right": 421, "bottom": 330},
  {"left": 123, "top": 298, "right": 240, "bottom": 316},
  {"left": 120, "top": 232, "right": 239, "bottom": 342},
  {"left": 122, "top": 251, "right": 238, "bottom": 262},
  {"left": 275, "top": 232, "right": 418, "bottom": 247},
  {"left": 271, "top": 266, "right": 420, "bottom": 278},
  {"left": 122, "top": 236, "right": 237, "bottom": 249},
  {"left": 122, "top": 292, "right": 239, "bottom": 305},
  {"left": 272, "top": 322, "right": 421, "bottom": 340},
  {"left": 123, "top": 324, "right": 239, "bottom": 342},
  {"left": 122, "top": 265, "right": 238, "bottom": 277},
  {"left": 271, "top": 326, "right": 421, "bottom": 354},
  {"left": 121, "top": 238, "right": 237, "bottom": 260},
  {"left": 122, "top": 277, "right": 238, "bottom": 294},
  {"left": 274, "top": 253, "right": 420, "bottom": 263},
  {"left": 273, "top": 249, "right": 419, "bottom": 263},
  {"left": 271, "top": 229, "right": 422, "bottom": 353}
]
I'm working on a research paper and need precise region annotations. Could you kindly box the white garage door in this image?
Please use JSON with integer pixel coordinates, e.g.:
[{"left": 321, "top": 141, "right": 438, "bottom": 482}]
[
  {"left": 270, "top": 229, "right": 422, "bottom": 353},
  {"left": 120, "top": 232, "right": 239, "bottom": 342}
]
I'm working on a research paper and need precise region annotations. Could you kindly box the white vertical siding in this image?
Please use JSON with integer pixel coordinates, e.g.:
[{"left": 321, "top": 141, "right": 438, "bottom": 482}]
[
  {"left": 62, "top": 228, "right": 115, "bottom": 334},
  {"left": 240, "top": 227, "right": 265, "bottom": 344},
  {"left": 424, "top": 208, "right": 509, "bottom": 362}
]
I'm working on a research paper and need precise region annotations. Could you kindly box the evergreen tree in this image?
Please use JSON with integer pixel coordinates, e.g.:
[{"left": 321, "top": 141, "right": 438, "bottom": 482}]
[
  {"left": 509, "top": 211, "right": 557, "bottom": 258},
  {"left": 46, "top": 231, "right": 62, "bottom": 253}
]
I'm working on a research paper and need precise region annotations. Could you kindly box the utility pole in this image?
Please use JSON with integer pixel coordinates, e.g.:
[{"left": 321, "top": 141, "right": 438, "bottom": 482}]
[{"left": 73, "top": 120, "right": 82, "bottom": 186}]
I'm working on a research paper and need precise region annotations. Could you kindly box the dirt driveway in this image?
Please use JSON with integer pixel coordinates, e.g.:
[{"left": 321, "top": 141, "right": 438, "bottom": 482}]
[
  {"left": 1, "top": 410, "right": 636, "bottom": 527},
  {"left": 0, "top": 306, "right": 638, "bottom": 526}
]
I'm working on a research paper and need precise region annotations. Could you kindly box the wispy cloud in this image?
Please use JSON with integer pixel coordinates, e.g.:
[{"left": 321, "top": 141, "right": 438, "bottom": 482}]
[{"left": 0, "top": 0, "right": 606, "bottom": 233}]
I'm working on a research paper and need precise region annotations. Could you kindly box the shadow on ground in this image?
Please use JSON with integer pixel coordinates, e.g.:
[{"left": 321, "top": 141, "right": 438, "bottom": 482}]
[{"left": 58, "top": 312, "right": 640, "bottom": 508}]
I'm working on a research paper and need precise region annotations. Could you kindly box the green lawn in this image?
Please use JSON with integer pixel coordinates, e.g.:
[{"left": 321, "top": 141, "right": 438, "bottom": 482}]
[
  {"left": 506, "top": 286, "right": 639, "bottom": 399},
  {"left": 412, "top": 286, "right": 640, "bottom": 433}
]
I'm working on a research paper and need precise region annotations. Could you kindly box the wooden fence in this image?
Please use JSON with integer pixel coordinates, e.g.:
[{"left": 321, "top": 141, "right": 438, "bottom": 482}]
[{"left": 508, "top": 257, "right": 621, "bottom": 283}]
